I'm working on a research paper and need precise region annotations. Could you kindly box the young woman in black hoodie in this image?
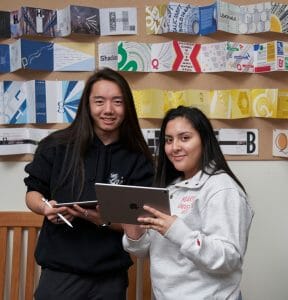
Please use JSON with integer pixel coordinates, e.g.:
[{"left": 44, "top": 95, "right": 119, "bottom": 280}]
[{"left": 24, "top": 68, "right": 154, "bottom": 300}]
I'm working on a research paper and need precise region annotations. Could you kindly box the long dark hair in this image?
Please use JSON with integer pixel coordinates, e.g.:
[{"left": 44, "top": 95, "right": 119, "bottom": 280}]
[
  {"left": 155, "top": 106, "right": 246, "bottom": 193},
  {"left": 44, "top": 68, "right": 152, "bottom": 200}
]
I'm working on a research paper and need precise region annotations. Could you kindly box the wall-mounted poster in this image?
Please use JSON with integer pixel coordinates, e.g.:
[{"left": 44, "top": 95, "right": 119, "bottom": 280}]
[{"left": 273, "top": 129, "right": 288, "bottom": 158}]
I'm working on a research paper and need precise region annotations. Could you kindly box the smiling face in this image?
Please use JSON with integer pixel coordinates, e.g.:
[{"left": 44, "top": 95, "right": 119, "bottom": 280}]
[
  {"left": 89, "top": 79, "right": 125, "bottom": 145},
  {"left": 164, "top": 117, "right": 203, "bottom": 180}
]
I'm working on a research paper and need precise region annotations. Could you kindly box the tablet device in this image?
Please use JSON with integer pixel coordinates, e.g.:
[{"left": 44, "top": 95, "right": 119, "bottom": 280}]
[
  {"left": 54, "top": 200, "right": 98, "bottom": 208},
  {"left": 95, "top": 183, "right": 170, "bottom": 224}
]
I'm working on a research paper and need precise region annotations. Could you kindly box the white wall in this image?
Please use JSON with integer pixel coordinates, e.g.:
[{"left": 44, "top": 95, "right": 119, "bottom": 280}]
[
  {"left": 0, "top": 160, "right": 287, "bottom": 300},
  {"left": 0, "top": 161, "right": 28, "bottom": 210},
  {"left": 231, "top": 161, "right": 288, "bottom": 300}
]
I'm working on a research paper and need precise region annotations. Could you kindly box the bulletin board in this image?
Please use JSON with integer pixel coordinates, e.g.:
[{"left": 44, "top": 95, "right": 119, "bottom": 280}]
[{"left": 0, "top": 0, "right": 288, "bottom": 161}]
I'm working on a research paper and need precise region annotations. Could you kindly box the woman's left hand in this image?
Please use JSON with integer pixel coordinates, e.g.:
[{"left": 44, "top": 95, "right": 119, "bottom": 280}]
[
  {"left": 137, "top": 205, "right": 177, "bottom": 235},
  {"left": 67, "top": 204, "right": 103, "bottom": 225}
]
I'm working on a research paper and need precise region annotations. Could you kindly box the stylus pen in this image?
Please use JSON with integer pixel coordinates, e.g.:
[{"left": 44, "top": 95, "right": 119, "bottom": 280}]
[{"left": 41, "top": 198, "right": 73, "bottom": 228}]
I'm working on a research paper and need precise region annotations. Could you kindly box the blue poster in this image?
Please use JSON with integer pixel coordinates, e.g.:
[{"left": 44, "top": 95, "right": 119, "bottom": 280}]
[{"left": 21, "top": 39, "right": 53, "bottom": 71}]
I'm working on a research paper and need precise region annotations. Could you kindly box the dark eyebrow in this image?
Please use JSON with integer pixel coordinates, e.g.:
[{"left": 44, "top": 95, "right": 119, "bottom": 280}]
[
  {"left": 90, "top": 95, "right": 123, "bottom": 100},
  {"left": 90, "top": 95, "right": 104, "bottom": 99},
  {"left": 165, "top": 131, "right": 193, "bottom": 137}
]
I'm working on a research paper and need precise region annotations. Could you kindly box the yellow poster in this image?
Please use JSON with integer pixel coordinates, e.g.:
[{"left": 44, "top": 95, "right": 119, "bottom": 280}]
[
  {"left": 231, "top": 89, "right": 251, "bottom": 119},
  {"left": 277, "top": 89, "right": 288, "bottom": 119},
  {"left": 133, "top": 89, "right": 165, "bottom": 118},
  {"left": 209, "top": 90, "right": 232, "bottom": 119},
  {"left": 251, "top": 89, "right": 278, "bottom": 118}
]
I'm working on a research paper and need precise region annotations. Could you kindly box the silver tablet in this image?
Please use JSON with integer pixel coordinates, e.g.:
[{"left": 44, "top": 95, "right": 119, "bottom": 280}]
[{"left": 95, "top": 183, "right": 170, "bottom": 224}]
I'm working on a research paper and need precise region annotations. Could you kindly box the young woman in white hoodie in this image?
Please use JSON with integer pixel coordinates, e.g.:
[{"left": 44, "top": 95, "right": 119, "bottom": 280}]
[{"left": 123, "top": 106, "right": 254, "bottom": 300}]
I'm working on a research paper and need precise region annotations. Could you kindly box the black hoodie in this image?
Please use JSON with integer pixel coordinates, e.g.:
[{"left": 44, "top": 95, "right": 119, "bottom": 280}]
[{"left": 24, "top": 135, "right": 154, "bottom": 276}]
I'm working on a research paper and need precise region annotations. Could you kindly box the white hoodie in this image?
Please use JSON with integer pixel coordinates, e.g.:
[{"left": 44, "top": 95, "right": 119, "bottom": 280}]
[{"left": 123, "top": 170, "right": 254, "bottom": 300}]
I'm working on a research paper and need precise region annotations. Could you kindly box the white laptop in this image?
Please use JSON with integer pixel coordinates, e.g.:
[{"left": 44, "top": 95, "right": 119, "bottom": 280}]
[{"left": 95, "top": 183, "right": 171, "bottom": 224}]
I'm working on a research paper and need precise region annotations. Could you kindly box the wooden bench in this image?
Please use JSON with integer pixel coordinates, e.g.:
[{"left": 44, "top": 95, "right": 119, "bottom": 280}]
[{"left": 0, "top": 211, "right": 151, "bottom": 300}]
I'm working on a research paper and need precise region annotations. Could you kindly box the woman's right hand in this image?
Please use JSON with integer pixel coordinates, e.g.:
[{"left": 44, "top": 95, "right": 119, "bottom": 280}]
[{"left": 43, "top": 200, "right": 74, "bottom": 225}]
